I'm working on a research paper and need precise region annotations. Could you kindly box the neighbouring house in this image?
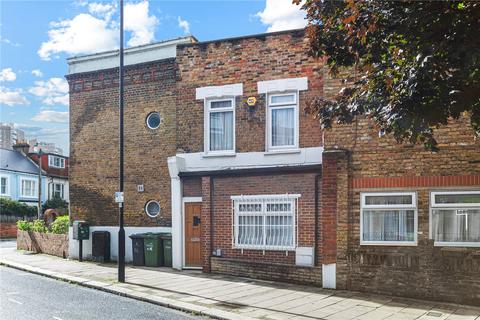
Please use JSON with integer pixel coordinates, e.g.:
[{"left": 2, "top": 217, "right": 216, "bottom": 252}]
[
  {"left": 67, "top": 29, "right": 480, "bottom": 305},
  {"left": 29, "top": 152, "right": 69, "bottom": 203},
  {"left": 0, "top": 144, "right": 47, "bottom": 206}
]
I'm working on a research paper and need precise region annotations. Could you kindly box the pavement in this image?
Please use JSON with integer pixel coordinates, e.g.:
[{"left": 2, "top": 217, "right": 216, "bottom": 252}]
[
  {"left": 1, "top": 241, "right": 479, "bottom": 320},
  {"left": 0, "top": 265, "right": 203, "bottom": 320}
]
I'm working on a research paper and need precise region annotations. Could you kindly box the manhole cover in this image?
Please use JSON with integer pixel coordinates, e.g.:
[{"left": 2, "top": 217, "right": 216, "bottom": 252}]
[{"left": 427, "top": 311, "right": 443, "bottom": 317}]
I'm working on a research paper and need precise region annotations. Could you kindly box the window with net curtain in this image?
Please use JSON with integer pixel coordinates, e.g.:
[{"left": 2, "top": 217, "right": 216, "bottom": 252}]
[
  {"left": 361, "top": 192, "right": 417, "bottom": 244},
  {"left": 268, "top": 93, "right": 297, "bottom": 149},
  {"left": 431, "top": 191, "right": 480, "bottom": 246},
  {"left": 207, "top": 99, "right": 234, "bottom": 152}
]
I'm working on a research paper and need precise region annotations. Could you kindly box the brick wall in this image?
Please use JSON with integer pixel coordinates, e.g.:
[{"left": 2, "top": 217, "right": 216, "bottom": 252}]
[
  {"left": 0, "top": 222, "right": 17, "bottom": 238},
  {"left": 199, "top": 171, "right": 322, "bottom": 283},
  {"left": 322, "top": 114, "right": 480, "bottom": 304},
  {"left": 175, "top": 30, "right": 324, "bottom": 154},
  {"left": 17, "top": 230, "right": 69, "bottom": 258},
  {"left": 67, "top": 59, "right": 178, "bottom": 227}
]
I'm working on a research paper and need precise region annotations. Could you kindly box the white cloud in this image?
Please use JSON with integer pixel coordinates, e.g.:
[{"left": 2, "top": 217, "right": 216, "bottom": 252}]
[
  {"left": 125, "top": 1, "right": 159, "bottom": 47},
  {"left": 38, "top": 13, "right": 118, "bottom": 60},
  {"left": 0, "top": 68, "right": 17, "bottom": 82},
  {"left": 29, "top": 77, "right": 69, "bottom": 106},
  {"left": 177, "top": 16, "right": 190, "bottom": 34},
  {"left": 256, "top": 0, "right": 306, "bottom": 32},
  {"left": 0, "top": 87, "right": 29, "bottom": 106},
  {"left": 38, "top": 1, "right": 160, "bottom": 60},
  {"left": 0, "top": 36, "right": 20, "bottom": 47},
  {"left": 31, "top": 69, "right": 43, "bottom": 77},
  {"left": 32, "top": 110, "right": 69, "bottom": 123}
]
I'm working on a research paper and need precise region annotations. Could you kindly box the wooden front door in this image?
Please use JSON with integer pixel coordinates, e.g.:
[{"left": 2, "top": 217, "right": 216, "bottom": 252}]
[{"left": 185, "top": 203, "right": 202, "bottom": 267}]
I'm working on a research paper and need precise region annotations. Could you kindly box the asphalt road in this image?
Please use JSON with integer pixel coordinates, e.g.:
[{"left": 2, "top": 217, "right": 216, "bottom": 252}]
[{"left": 0, "top": 265, "right": 204, "bottom": 320}]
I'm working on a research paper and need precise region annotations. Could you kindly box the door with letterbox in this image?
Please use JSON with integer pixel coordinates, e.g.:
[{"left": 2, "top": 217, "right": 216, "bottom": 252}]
[{"left": 185, "top": 203, "right": 202, "bottom": 268}]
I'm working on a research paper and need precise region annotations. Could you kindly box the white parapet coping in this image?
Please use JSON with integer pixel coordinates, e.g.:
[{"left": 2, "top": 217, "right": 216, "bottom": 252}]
[{"left": 67, "top": 36, "right": 196, "bottom": 75}]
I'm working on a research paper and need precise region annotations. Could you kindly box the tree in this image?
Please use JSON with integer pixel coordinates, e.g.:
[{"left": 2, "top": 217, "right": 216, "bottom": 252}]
[{"left": 296, "top": 0, "right": 480, "bottom": 149}]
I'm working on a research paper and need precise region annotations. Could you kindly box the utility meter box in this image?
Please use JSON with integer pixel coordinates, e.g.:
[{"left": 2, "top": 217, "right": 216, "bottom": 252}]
[{"left": 73, "top": 221, "right": 90, "bottom": 240}]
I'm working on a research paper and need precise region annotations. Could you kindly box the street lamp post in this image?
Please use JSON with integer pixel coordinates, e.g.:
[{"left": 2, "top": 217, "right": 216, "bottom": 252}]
[
  {"left": 117, "top": 0, "right": 126, "bottom": 283},
  {"left": 37, "top": 149, "right": 43, "bottom": 220}
]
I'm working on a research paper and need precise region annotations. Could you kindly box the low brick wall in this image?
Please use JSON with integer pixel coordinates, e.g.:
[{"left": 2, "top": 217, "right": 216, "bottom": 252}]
[
  {"left": 211, "top": 257, "right": 322, "bottom": 286},
  {"left": 17, "top": 230, "right": 68, "bottom": 258},
  {"left": 0, "top": 222, "right": 17, "bottom": 238}
]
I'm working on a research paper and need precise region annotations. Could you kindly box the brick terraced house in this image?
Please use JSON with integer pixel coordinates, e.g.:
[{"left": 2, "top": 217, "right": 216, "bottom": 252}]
[{"left": 67, "top": 29, "right": 480, "bottom": 305}]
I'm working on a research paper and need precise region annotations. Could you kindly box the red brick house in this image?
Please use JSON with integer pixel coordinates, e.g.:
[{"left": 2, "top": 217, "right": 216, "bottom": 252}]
[
  {"left": 29, "top": 152, "right": 69, "bottom": 202},
  {"left": 67, "top": 29, "right": 480, "bottom": 304}
]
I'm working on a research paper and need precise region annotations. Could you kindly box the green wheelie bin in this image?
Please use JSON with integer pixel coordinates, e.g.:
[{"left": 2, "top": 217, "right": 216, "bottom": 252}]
[
  {"left": 160, "top": 233, "right": 172, "bottom": 267},
  {"left": 143, "top": 233, "right": 163, "bottom": 267}
]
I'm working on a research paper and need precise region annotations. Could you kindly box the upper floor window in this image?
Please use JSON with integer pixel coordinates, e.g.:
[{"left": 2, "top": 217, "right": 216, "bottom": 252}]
[
  {"left": 267, "top": 92, "right": 298, "bottom": 151},
  {"left": 0, "top": 175, "right": 9, "bottom": 196},
  {"left": 49, "top": 155, "right": 65, "bottom": 168},
  {"left": 205, "top": 98, "right": 235, "bottom": 154},
  {"left": 360, "top": 192, "right": 417, "bottom": 245},
  {"left": 431, "top": 191, "right": 480, "bottom": 247},
  {"left": 20, "top": 178, "right": 37, "bottom": 198}
]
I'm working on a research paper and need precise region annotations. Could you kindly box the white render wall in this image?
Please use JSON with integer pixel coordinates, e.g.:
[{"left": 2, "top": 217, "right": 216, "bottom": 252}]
[{"left": 68, "top": 226, "right": 171, "bottom": 262}]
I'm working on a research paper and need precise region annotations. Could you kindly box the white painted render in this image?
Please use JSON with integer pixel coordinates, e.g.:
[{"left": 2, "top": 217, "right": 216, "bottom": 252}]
[
  {"left": 257, "top": 77, "right": 308, "bottom": 94},
  {"left": 68, "top": 226, "right": 171, "bottom": 262},
  {"left": 195, "top": 83, "right": 243, "bottom": 100},
  {"left": 67, "top": 37, "right": 196, "bottom": 75}
]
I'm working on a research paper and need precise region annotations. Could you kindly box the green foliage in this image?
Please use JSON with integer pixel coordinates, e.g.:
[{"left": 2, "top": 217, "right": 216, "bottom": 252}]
[
  {"left": 17, "top": 216, "right": 70, "bottom": 234},
  {"left": 42, "top": 196, "right": 68, "bottom": 212},
  {"left": 50, "top": 215, "right": 69, "bottom": 234},
  {"left": 1, "top": 198, "right": 37, "bottom": 217},
  {"left": 31, "top": 219, "right": 47, "bottom": 233},
  {"left": 298, "top": 0, "right": 480, "bottom": 149},
  {"left": 16, "top": 220, "right": 31, "bottom": 231}
]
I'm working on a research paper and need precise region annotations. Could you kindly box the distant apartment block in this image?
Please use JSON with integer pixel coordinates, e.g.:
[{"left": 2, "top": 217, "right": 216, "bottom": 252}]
[
  {"left": 0, "top": 123, "right": 25, "bottom": 149},
  {"left": 28, "top": 139, "right": 63, "bottom": 156}
]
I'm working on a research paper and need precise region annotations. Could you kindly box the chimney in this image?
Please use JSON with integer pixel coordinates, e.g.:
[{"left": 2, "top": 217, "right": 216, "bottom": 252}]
[{"left": 12, "top": 142, "right": 30, "bottom": 155}]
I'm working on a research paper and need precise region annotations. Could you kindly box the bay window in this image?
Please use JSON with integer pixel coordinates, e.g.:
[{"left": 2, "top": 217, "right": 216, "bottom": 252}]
[
  {"left": 360, "top": 192, "right": 417, "bottom": 245},
  {"left": 267, "top": 92, "right": 298, "bottom": 151},
  {"left": 232, "top": 194, "right": 299, "bottom": 250},
  {"left": 431, "top": 191, "right": 480, "bottom": 247},
  {"left": 205, "top": 98, "right": 234, "bottom": 154}
]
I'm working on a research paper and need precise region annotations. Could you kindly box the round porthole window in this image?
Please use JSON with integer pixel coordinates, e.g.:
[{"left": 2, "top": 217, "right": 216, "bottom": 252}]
[
  {"left": 145, "top": 200, "right": 161, "bottom": 218},
  {"left": 146, "top": 112, "right": 161, "bottom": 129}
]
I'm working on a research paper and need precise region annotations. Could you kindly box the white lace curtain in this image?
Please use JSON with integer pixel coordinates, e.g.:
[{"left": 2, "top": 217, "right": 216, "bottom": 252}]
[
  {"left": 210, "top": 111, "right": 233, "bottom": 151},
  {"left": 271, "top": 108, "right": 294, "bottom": 146}
]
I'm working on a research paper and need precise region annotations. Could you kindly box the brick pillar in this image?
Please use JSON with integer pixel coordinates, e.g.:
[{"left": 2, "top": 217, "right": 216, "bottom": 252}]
[
  {"left": 320, "top": 149, "right": 349, "bottom": 289},
  {"left": 201, "top": 176, "right": 212, "bottom": 273}
]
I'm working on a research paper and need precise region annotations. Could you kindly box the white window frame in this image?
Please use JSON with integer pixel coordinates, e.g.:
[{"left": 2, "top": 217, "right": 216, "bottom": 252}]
[
  {"left": 430, "top": 190, "right": 480, "bottom": 247},
  {"left": 0, "top": 174, "right": 10, "bottom": 196},
  {"left": 266, "top": 91, "right": 299, "bottom": 152},
  {"left": 52, "top": 183, "right": 64, "bottom": 199},
  {"left": 204, "top": 97, "right": 236, "bottom": 156},
  {"left": 231, "top": 194, "right": 300, "bottom": 251},
  {"left": 20, "top": 177, "right": 37, "bottom": 198},
  {"left": 48, "top": 155, "right": 65, "bottom": 169},
  {"left": 360, "top": 192, "right": 418, "bottom": 246}
]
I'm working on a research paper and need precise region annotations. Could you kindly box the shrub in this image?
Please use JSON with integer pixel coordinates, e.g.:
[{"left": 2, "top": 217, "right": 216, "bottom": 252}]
[
  {"left": 42, "top": 197, "right": 68, "bottom": 212},
  {"left": 1, "top": 198, "right": 37, "bottom": 217},
  {"left": 31, "top": 220, "right": 47, "bottom": 233},
  {"left": 16, "top": 220, "right": 31, "bottom": 231},
  {"left": 50, "top": 215, "right": 69, "bottom": 234}
]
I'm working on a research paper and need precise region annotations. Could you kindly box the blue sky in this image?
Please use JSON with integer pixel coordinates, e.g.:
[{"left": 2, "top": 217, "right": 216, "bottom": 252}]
[{"left": 0, "top": 0, "right": 306, "bottom": 155}]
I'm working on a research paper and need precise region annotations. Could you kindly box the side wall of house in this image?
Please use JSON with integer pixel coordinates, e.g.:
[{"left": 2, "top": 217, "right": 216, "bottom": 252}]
[
  {"left": 67, "top": 59, "right": 177, "bottom": 227},
  {"left": 323, "top": 112, "right": 480, "bottom": 304}
]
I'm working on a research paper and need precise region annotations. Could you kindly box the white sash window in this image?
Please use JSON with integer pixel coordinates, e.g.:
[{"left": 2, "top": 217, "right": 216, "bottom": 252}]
[
  {"left": 360, "top": 192, "right": 417, "bottom": 245},
  {"left": 21, "top": 178, "right": 37, "bottom": 198},
  {"left": 232, "top": 194, "right": 300, "bottom": 250},
  {"left": 430, "top": 191, "right": 480, "bottom": 247},
  {"left": 205, "top": 98, "right": 235, "bottom": 154},
  {"left": 267, "top": 93, "right": 298, "bottom": 151}
]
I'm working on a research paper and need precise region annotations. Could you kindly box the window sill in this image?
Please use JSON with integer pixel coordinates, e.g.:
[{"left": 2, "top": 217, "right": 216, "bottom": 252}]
[
  {"left": 264, "top": 149, "right": 301, "bottom": 156},
  {"left": 434, "top": 242, "right": 480, "bottom": 248},
  {"left": 360, "top": 241, "right": 418, "bottom": 247},
  {"left": 202, "top": 152, "right": 236, "bottom": 158}
]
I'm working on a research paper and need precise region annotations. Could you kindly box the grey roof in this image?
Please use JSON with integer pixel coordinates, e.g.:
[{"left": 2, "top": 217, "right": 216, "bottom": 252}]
[{"left": 0, "top": 148, "right": 40, "bottom": 175}]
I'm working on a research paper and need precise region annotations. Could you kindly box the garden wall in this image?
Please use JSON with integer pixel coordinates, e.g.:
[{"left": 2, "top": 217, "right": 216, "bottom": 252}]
[
  {"left": 17, "top": 230, "right": 69, "bottom": 258},
  {"left": 0, "top": 222, "right": 17, "bottom": 238}
]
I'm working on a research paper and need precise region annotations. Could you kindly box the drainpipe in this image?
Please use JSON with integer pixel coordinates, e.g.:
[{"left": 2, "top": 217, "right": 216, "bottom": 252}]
[
  {"left": 209, "top": 176, "right": 214, "bottom": 260},
  {"left": 314, "top": 173, "right": 321, "bottom": 267}
]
